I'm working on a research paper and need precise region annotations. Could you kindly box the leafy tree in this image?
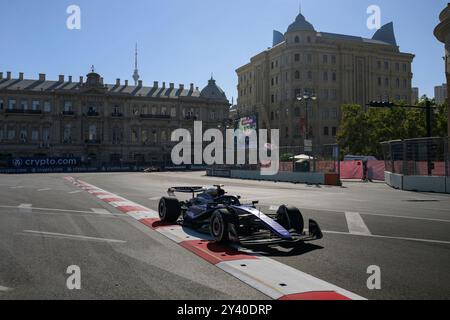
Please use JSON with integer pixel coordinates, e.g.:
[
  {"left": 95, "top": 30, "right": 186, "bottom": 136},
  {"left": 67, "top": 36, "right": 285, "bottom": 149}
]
[{"left": 337, "top": 99, "right": 448, "bottom": 159}]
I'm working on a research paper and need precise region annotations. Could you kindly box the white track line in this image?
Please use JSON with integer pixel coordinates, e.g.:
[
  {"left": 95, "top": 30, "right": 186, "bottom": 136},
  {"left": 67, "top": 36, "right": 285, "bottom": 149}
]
[
  {"left": 91, "top": 208, "right": 111, "bottom": 215},
  {"left": 345, "top": 212, "right": 371, "bottom": 235},
  {"left": 0, "top": 285, "right": 12, "bottom": 292},
  {"left": 20, "top": 230, "right": 126, "bottom": 243},
  {"left": 37, "top": 188, "right": 51, "bottom": 192},
  {"left": 68, "top": 190, "right": 83, "bottom": 194},
  {"left": 323, "top": 230, "right": 450, "bottom": 245},
  {"left": 0, "top": 205, "right": 120, "bottom": 216}
]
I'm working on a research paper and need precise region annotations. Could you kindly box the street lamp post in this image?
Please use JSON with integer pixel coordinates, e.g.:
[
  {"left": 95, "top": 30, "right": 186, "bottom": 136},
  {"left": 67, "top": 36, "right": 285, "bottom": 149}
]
[
  {"left": 296, "top": 91, "right": 317, "bottom": 172},
  {"left": 296, "top": 90, "right": 317, "bottom": 141}
]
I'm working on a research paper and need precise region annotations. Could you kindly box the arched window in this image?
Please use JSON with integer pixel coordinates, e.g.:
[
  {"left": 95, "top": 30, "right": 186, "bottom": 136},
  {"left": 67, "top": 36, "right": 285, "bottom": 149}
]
[{"left": 294, "top": 36, "right": 300, "bottom": 43}]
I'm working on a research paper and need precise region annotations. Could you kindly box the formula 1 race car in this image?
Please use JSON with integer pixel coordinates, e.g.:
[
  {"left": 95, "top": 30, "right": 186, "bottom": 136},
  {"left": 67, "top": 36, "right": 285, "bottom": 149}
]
[{"left": 158, "top": 185, "right": 323, "bottom": 246}]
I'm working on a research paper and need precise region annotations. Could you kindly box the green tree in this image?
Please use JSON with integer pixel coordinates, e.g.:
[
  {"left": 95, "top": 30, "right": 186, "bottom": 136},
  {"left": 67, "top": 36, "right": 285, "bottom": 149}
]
[{"left": 336, "top": 99, "right": 448, "bottom": 159}]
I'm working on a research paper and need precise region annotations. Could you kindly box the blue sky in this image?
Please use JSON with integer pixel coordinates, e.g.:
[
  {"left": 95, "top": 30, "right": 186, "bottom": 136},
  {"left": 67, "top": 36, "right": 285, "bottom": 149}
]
[{"left": 0, "top": 0, "right": 447, "bottom": 102}]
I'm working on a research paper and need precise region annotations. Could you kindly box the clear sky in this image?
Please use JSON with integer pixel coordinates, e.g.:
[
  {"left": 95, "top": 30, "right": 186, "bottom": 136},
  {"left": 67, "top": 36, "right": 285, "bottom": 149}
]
[{"left": 0, "top": 0, "right": 447, "bottom": 102}]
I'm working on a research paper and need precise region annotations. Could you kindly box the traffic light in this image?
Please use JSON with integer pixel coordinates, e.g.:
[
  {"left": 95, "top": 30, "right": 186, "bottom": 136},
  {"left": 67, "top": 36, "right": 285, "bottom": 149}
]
[{"left": 368, "top": 101, "right": 395, "bottom": 108}]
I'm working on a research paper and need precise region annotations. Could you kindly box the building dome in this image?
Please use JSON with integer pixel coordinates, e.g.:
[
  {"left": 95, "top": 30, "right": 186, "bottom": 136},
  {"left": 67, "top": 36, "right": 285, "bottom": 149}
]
[
  {"left": 200, "top": 77, "right": 228, "bottom": 102},
  {"left": 287, "top": 13, "right": 315, "bottom": 33}
]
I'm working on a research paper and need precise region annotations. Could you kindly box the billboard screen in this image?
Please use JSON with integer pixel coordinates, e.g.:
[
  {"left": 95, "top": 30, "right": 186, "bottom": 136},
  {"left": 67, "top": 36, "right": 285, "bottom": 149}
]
[{"left": 236, "top": 116, "right": 258, "bottom": 149}]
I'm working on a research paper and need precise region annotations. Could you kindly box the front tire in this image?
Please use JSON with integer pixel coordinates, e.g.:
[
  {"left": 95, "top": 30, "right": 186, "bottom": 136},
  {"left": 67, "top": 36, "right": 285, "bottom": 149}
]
[
  {"left": 210, "top": 209, "right": 238, "bottom": 243},
  {"left": 158, "top": 197, "right": 181, "bottom": 223},
  {"left": 276, "top": 205, "right": 304, "bottom": 234}
]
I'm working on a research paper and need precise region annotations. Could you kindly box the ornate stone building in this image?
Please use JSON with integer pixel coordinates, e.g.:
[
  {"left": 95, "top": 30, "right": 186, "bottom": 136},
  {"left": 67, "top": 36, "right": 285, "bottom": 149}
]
[
  {"left": 236, "top": 12, "right": 415, "bottom": 147},
  {"left": 434, "top": 3, "right": 450, "bottom": 138},
  {"left": 0, "top": 71, "right": 229, "bottom": 166}
]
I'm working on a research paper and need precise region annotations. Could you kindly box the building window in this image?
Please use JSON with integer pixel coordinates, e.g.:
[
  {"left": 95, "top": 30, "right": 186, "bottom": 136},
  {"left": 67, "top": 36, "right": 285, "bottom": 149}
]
[
  {"left": 331, "top": 55, "right": 336, "bottom": 64},
  {"left": 323, "top": 127, "right": 329, "bottom": 136},
  {"left": 294, "top": 36, "right": 300, "bottom": 43},
  {"left": 295, "top": 71, "right": 300, "bottom": 80},
  {"left": 330, "top": 107, "right": 337, "bottom": 119},
  {"left": 294, "top": 53, "right": 300, "bottom": 62},
  {"left": 403, "top": 79, "right": 407, "bottom": 88},
  {"left": 271, "top": 95, "right": 275, "bottom": 103},
  {"left": 20, "top": 128, "right": 27, "bottom": 142},
  {"left": 396, "top": 78, "right": 400, "bottom": 88},
  {"left": 307, "top": 71, "right": 313, "bottom": 80},
  {"left": 285, "top": 127, "right": 289, "bottom": 138},
  {"left": 42, "top": 128, "right": 50, "bottom": 142},
  {"left": 21, "top": 99, "right": 28, "bottom": 110},
  {"left": 0, "top": 98, "right": 3, "bottom": 110},
  {"left": 271, "top": 78, "right": 274, "bottom": 86},
  {"left": 131, "top": 129, "right": 138, "bottom": 143},
  {"left": 331, "top": 89, "right": 337, "bottom": 101},
  {"left": 395, "top": 63, "right": 400, "bottom": 71},
  {"left": 323, "top": 72, "right": 328, "bottom": 81},
  {"left": 271, "top": 111, "right": 274, "bottom": 120},
  {"left": 332, "top": 127, "right": 337, "bottom": 136},
  {"left": 323, "top": 55, "right": 328, "bottom": 64},
  {"left": 385, "top": 78, "right": 389, "bottom": 87},
  {"left": 332, "top": 72, "right": 337, "bottom": 81},
  {"left": 384, "top": 61, "right": 389, "bottom": 70},
  {"left": 32, "top": 100, "right": 40, "bottom": 111},
  {"left": 403, "top": 63, "right": 407, "bottom": 72},
  {"left": 63, "top": 124, "right": 72, "bottom": 143},
  {"left": 271, "top": 61, "right": 274, "bottom": 69},
  {"left": 64, "top": 101, "right": 73, "bottom": 112},
  {"left": 171, "top": 107, "right": 176, "bottom": 117},
  {"left": 378, "top": 77, "right": 382, "bottom": 86},
  {"left": 44, "top": 101, "right": 51, "bottom": 113},
  {"left": 7, "top": 127, "right": 15, "bottom": 140},
  {"left": 307, "top": 54, "right": 312, "bottom": 63},
  {"left": 377, "top": 61, "right": 381, "bottom": 69},
  {"left": 141, "top": 129, "right": 148, "bottom": 144},
  {"left": 322, "top": 89, "right": 329, "bottom": 100},
  {"left": 307, "top": 36, "right": 311, "bottom": 43}
]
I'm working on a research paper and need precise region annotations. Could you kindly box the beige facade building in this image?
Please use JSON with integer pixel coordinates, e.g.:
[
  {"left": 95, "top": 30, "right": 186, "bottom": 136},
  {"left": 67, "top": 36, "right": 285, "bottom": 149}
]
[
  {"left": 236, "top": 12, "right": 414, "bottom": 147},
  {"left": 434, "top": 3, "right": 450, "bottom": 138},
  {"left": 434, "top": 84, "right": 447, "bottom": 105},
  {"left": 0, "top": 71, "right": 229, "bottom": 166}
]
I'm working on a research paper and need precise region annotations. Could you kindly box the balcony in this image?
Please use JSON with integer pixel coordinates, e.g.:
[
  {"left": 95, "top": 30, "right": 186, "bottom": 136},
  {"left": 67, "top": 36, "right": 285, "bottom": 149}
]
[
  {"left": 85, "top": 139, "right": 101, "bottom": 145},
  {"left": 111, "top": 112, "right": 124, "bottom": 117},
  {"left": 5, "top": 109, "right": 42, "bottom": 115},
  {"left": 184, "top": 115, "right": 198, "bottom": 121},
  {"left": 85, "top": 111, "right": 100, "bottom": 117},
  {"left": 140, "top": 114, "right": 171, "bottom": 119},
  {"left": 62, "top": 111, "right": 75, "bottom": 116}
]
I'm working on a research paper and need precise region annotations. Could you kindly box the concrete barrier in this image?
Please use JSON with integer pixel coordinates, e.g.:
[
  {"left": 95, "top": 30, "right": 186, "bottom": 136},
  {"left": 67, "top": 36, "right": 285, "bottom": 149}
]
[
  {"left": 385, "top": 172, "right": 403, "bottom": 189},
  {"left": 446, "top": 177, "right": 450, "bottom": 193},
  {"left": 229, "top": 170, "right": 325, "bottom": 184},
  {"left": 385, "top": 171, "right": 449, "bottom": 194},
  {"left": 403, "top": 175, "right": 447, "bottom": 193}
]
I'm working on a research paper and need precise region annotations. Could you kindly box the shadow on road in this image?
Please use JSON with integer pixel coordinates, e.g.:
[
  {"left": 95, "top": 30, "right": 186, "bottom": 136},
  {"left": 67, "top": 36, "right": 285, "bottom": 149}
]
[{"left": 241, "top": 242, "right": 323, "bottom": 257}]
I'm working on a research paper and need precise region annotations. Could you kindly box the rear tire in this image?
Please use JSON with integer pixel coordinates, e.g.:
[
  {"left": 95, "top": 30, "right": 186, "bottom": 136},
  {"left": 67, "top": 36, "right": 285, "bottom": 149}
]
[
  {"left": 158, "top": 197, "right": 181, "bottom": 223},
  {"left": 210, "top": 209, "right": 238, "bottom": 243},
  {"left": 276, "top": 205, "right": 304, "bottom": 234}
]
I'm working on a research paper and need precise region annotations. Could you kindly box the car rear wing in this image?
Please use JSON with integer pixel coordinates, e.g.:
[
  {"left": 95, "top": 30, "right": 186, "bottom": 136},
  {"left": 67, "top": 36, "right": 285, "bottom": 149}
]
[{"left": 167, "top": 186, "right": 206, "bottom": 197}]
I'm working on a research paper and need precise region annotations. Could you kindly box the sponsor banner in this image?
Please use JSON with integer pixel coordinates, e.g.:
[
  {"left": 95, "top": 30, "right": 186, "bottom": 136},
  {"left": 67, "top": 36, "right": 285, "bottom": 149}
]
[{"left": 9, "top": 157, "right": 80, "bottom": 168}]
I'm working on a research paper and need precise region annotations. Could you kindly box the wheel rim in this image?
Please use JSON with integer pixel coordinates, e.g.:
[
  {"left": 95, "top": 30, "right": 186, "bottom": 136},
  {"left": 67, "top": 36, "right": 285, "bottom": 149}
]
[
  {"left": 212, "top": 216, "right": 222, "bottom": 237},
  {"left": 159, "top": 201, "right": 166, "bottom": 219}
]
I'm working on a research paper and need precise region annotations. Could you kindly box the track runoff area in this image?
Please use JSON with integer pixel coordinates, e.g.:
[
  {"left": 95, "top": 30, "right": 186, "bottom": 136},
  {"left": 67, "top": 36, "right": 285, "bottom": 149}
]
[{"left": 65, "top": 176, "right": 364, "bottom": 301}]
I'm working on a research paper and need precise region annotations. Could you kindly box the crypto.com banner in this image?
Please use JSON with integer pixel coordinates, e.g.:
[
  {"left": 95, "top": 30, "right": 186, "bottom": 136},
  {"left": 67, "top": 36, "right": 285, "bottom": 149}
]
[{"left": 9, "top": 157, "right": 81, "bottom": 168}]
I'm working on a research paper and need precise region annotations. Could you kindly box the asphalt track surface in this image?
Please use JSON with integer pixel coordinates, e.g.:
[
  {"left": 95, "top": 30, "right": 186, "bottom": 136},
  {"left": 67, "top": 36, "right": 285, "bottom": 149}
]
[{"left": 0, "top": 171, "right": 449, "bottom": 299}]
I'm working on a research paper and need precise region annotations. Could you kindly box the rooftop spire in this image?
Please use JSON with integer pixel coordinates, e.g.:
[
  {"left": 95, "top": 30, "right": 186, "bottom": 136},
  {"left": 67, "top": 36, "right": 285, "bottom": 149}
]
[{"left": 133, "top": 43, "right": 140, "bottom": 85}]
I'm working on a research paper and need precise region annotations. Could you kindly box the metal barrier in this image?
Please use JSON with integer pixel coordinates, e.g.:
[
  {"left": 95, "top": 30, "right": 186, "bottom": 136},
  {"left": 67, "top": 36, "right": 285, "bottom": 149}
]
[{"left": 381, "top": 137, "right": 449, "bottom": 177}]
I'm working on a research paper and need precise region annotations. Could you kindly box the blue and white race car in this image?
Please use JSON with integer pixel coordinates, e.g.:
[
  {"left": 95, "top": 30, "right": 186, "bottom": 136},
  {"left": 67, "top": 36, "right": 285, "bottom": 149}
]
[{"left": 158, "top": 185, "right": 323, "bottom": 246}]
